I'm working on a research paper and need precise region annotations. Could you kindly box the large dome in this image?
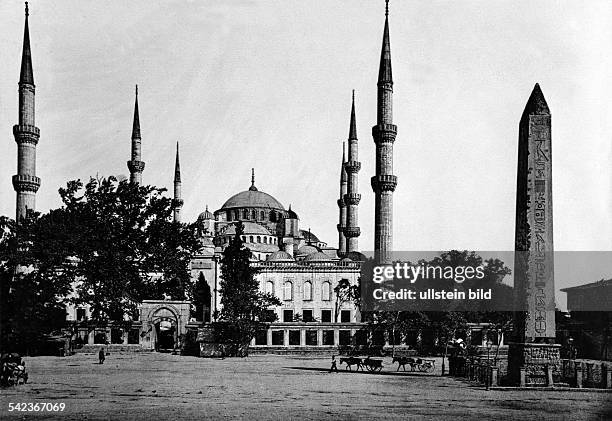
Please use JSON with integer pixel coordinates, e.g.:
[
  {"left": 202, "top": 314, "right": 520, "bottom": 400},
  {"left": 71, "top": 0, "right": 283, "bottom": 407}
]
[{"left": 221, "top": 189, "right": 285, "bottom": 211}]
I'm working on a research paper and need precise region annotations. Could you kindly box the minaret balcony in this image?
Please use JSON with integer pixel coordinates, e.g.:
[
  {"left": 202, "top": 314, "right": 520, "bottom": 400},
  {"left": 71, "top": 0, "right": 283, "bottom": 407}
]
[
  {"left": 371, "top": 175, "right": 397, "bottom": 192},
  {"left": 127, "top": 160, "right": 145, "bottom": 172},
  {"left": 343, "top": 226, "right": 361, "bottom": 238},
  {"left": 13, "top": 124, "right": 40, "bottom": 144},
  {"left": 343, "top": 193, "right": 361, "bottom": 205},
  {"left": 336, "top": 223, "right": 345, "bottom": 233},
  {"left": 344, "top": 161, "right": 361, "bottom": 173},
  {"left": 12, "top": 174, "right": 40, "bottom": 192},
  {"left": 372, "top": 124, "right": 397, "bottom": 139},
  {"left": 337, "top": 198, "right": 346, "bottom": 208}
]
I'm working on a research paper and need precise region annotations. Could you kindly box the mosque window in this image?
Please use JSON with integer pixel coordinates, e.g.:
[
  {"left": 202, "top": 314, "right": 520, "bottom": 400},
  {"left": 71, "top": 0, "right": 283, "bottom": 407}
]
[
  {"left": 270, "top": 212, "right": 276, "bottom": 222},
  {"left": 263, "top": 237, "right": 267, "bottom": 244},
  {"left": 249, "top": 236, "right": 253, "bottom": 243},
  {"left": 303, "top": 281, "right": 312, "bottom": 301},
  {"left": 266, "top": 281, "right": 274, "bottom": 296},
  {"left": 252, "top": 210, "right": 257, "bottom": 220},
  {"left": 261, "top": 210, "right": 265, "bottom": 220},
  {"left": 227, "top": 211, "right": 232, "bottom": 221},
  {"left": 257, "top": 236, "right": 261, "bottom": 243},
  {"left": 321, "top": 282, "right": 331, "bottom": 301},
  {"left": 283, "top": 281, "right": 293, "bottom": 301},
  {"left": 243, "top": 209, "right": 249, "bottom": 219},
  {"left": 241, "top": 236, "right": 246, "bottom": 241},
  {"left": 321, "top": 309, "right": 332, "bottom": 323},
  {"left": 234, "top": 210, "right": 239, "bottom": 220}
]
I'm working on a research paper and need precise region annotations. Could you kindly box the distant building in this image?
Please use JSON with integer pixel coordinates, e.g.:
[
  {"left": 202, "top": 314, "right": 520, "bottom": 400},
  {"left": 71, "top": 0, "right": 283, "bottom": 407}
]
[{"left": 561, "top": 279, "right": 612, "bottom": 361}]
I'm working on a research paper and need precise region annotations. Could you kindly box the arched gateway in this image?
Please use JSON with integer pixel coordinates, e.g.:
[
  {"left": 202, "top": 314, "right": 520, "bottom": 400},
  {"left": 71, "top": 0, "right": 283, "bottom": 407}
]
[{"left": 139, "top": 300, "right": 191, "bottom": 352}]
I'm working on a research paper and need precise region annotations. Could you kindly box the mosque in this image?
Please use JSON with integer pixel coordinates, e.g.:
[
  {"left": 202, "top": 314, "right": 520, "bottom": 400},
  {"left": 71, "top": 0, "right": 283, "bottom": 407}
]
[{"left": 10, "top": 2, "right": 399, "bottom": 352}]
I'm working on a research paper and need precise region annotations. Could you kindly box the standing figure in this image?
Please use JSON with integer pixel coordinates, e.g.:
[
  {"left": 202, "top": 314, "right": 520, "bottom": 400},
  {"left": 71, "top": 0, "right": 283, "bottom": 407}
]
[
  {"left": 329, "top": 355, "right": 338, "bottom": 373},
  {"left": 98, "top": 348, "right": 105, "bottom": 364}
]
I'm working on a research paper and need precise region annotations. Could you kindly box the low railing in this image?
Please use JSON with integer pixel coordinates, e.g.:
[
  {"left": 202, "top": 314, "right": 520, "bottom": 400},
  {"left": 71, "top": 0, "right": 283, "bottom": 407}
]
[
  {"left": 449, "top": 356, "right": 499, "bottom": 387},
  {"left": 560, "top": 359, "right": 612, "bottom": 388}
]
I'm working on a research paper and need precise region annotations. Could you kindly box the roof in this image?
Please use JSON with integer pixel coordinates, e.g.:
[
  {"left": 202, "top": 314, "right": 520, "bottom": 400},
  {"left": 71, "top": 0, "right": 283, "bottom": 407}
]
[
  {"left": 267, "top": 250, "right": 294, "bottom": 262},
  {"left": 561, "top": 278, "right": 612, "bottom": 292},
  {"left": 303, "top": 251, "right": 332, "bottom": 262},
  {"left": 300, "top": 230, "right": 321, "bottom": 243},
  {"left": 220, "top": 189, "right": 285, "bottom": 211},
  {"left": 221, "top": 222, "right": 272, "bottom": 236},
  {"left": 297, "top": 244, "right": 319, "bottom": 256}
]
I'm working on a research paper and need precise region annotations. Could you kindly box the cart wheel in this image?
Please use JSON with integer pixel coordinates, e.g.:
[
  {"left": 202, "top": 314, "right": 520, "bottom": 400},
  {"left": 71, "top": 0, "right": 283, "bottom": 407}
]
[
  {"left": 376, "top": 366, "right": 383, "bottom": 372},
  {"left": 425, "top": 364, "right": 434, "bottom": 373},
  {"left": 366, "top": 364, "right": 374, "bottom": 372},
  {"left": 418, "top": 364, "right": 427, "bottom": 372}
]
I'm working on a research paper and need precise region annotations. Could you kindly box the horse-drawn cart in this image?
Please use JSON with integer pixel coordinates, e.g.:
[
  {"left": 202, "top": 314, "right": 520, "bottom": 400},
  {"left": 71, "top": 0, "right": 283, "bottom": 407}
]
[
  {"left": 339, "top": 356, "right": 383, "bottom": 372},
  {"left": 392, "top": 356, "right": 436, "bottom": 373}
]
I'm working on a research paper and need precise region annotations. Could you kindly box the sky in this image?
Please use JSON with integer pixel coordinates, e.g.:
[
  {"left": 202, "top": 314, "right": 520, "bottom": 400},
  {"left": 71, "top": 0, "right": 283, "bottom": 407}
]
[{"left": 1, "top": 1, "right": 611, "bottom": 306}]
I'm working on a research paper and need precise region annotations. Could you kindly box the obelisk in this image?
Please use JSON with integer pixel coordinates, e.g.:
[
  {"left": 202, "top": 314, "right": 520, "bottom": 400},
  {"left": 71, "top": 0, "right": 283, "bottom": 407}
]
[{"left": 508, "top": 83, "right": 559, "bottom": 386}]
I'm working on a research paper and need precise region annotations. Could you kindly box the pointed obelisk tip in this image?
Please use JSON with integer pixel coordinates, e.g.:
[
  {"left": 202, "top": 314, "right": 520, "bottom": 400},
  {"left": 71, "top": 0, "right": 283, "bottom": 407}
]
[
  {"left": 385, "top": 0, "right": 389, "bottom": 17},
  {"left": 25, "top": 2, "right": 29, "bottom": 16},
  {"left": 524, "top": 83, "right": 550, "bottom": 116},
  {"left": 135, "top": 84, "right": 138, "bottom": 96}
]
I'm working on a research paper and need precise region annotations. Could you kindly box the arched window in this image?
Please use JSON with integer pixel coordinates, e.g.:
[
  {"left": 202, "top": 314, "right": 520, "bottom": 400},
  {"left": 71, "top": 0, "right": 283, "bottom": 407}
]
[
  {"left": 227, "top": 210, "right": 232, "bottom": 221},
  {"left": 261, "top": 210, "right": 265, "bottom": 220},
  {"left": 252, "top": 210, "right": 257, "bottom": 220},
  {"left": 266, "top": 281, "right": 274, "bottom": 296},
  {"left": 263, "top": 237, "right": 267, "bottom": 244},
  {"left": 241, "top": 235, "right": 246, "bottom": 241},
  {"left": 234, "top": 210, "right": 239, "bottom": 220},
  {"left": 249, "top": 236, "right": 254, "bottom": 243},
  {"left": 283, "top": 281, "right": 293, "bottom": 301},
  {"left": 303, "top": 281, "right": 312, "bottom": 301},
  {"left": 322, "top": 281, "right": 331, "bottom": 301}
]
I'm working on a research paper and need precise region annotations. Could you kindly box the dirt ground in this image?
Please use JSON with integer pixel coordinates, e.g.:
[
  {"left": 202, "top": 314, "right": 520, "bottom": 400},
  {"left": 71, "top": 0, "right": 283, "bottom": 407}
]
[{"left": 1, "top": 352, "right": 611, "bottom": 420}]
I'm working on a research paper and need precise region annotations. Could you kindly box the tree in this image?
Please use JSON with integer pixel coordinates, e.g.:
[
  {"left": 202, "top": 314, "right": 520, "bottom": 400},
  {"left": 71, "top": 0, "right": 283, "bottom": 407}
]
[
  {"left": 193, "top": 272, "right": 212, "bottom": 322},
  {"left": 218, "top": 222, "right": 280, "bottom": 356},
  {"left": 334, "top": 278, "right": 360, "bottom": 323},
  {"left": 1, "top": 176, "right": 202, "bottom": 353},
  {"left": 0, "top": 213, "right": 73, "bottom": 354},
  {"left": 55, "top": 176, "right": 201, "bottom": 321}
]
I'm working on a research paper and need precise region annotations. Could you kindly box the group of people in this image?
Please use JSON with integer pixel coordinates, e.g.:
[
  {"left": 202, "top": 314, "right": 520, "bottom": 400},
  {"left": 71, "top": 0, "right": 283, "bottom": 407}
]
[{"left": 1, "top": 353, "right": 28, "bottom": 386}]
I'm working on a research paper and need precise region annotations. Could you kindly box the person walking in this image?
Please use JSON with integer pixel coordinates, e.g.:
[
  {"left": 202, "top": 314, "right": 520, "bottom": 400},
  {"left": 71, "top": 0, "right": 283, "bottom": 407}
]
[
  {"left": 98, "top": 348, "right": 105, "bottom": 364},
  {"left": 329, "top": 355, "right": 338, "bottom": 373}
]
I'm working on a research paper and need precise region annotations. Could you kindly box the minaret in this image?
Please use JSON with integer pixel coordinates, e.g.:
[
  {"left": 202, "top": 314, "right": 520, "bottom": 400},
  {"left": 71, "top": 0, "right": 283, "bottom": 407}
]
[
  {"left": 343, "top": 90, "right": 361, "bottom": 254},
  {"left": 337, "top": 143, "right": 348, "bottom": 257},
  {"left": 13, "top": 2, "right": 41, "bottom": 221},
  {"left": 172, "top": 142, "right": 183, "bottom": 223},
  {"left": 371, "top": 0, "right": 397, "bottom": 264},
  {"left": 127, "top": 85, "right": 145, "bottom": 184}
]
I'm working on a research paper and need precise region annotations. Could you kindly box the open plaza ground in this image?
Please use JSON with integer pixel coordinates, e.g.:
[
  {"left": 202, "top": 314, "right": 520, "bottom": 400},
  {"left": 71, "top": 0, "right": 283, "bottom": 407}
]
[{"left": 1, "top": 352, "right": 611, "bottom": 420}]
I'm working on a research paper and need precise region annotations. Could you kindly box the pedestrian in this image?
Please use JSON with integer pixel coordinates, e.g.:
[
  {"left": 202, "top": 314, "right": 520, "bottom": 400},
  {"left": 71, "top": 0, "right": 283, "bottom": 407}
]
[
  {"left": 329, "top": 355, "right": 338, "bottom": 373},
  {"left": 98, "top": 347, "right": 105, "bottom": 364}
]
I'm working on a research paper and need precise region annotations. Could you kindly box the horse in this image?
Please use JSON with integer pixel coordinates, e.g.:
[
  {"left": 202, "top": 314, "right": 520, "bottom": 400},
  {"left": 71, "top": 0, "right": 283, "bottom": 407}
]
[
  {"left": 339, "top": 356, "right": 363, "bottom": 371},
  {"left": 393, "top": 356, "right": 417, "bottom": 372}
]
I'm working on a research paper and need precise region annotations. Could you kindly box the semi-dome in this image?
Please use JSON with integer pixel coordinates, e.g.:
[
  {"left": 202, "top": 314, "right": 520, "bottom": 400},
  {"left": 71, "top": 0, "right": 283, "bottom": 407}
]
[
  {"left": 297, "top": 244, "right": 319, "bottom": 256},
  {"left": 266, "top": 250, "right": 294, "bottom": 262},
  {"left": 303, "top": 251, "right": 332, "bottom": 262},
  {"left": 345, "top": 251, "right": 366, "bottom": 262},
  {"left": 222, "top": 222, "right": 272, "bottom": 236}
]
